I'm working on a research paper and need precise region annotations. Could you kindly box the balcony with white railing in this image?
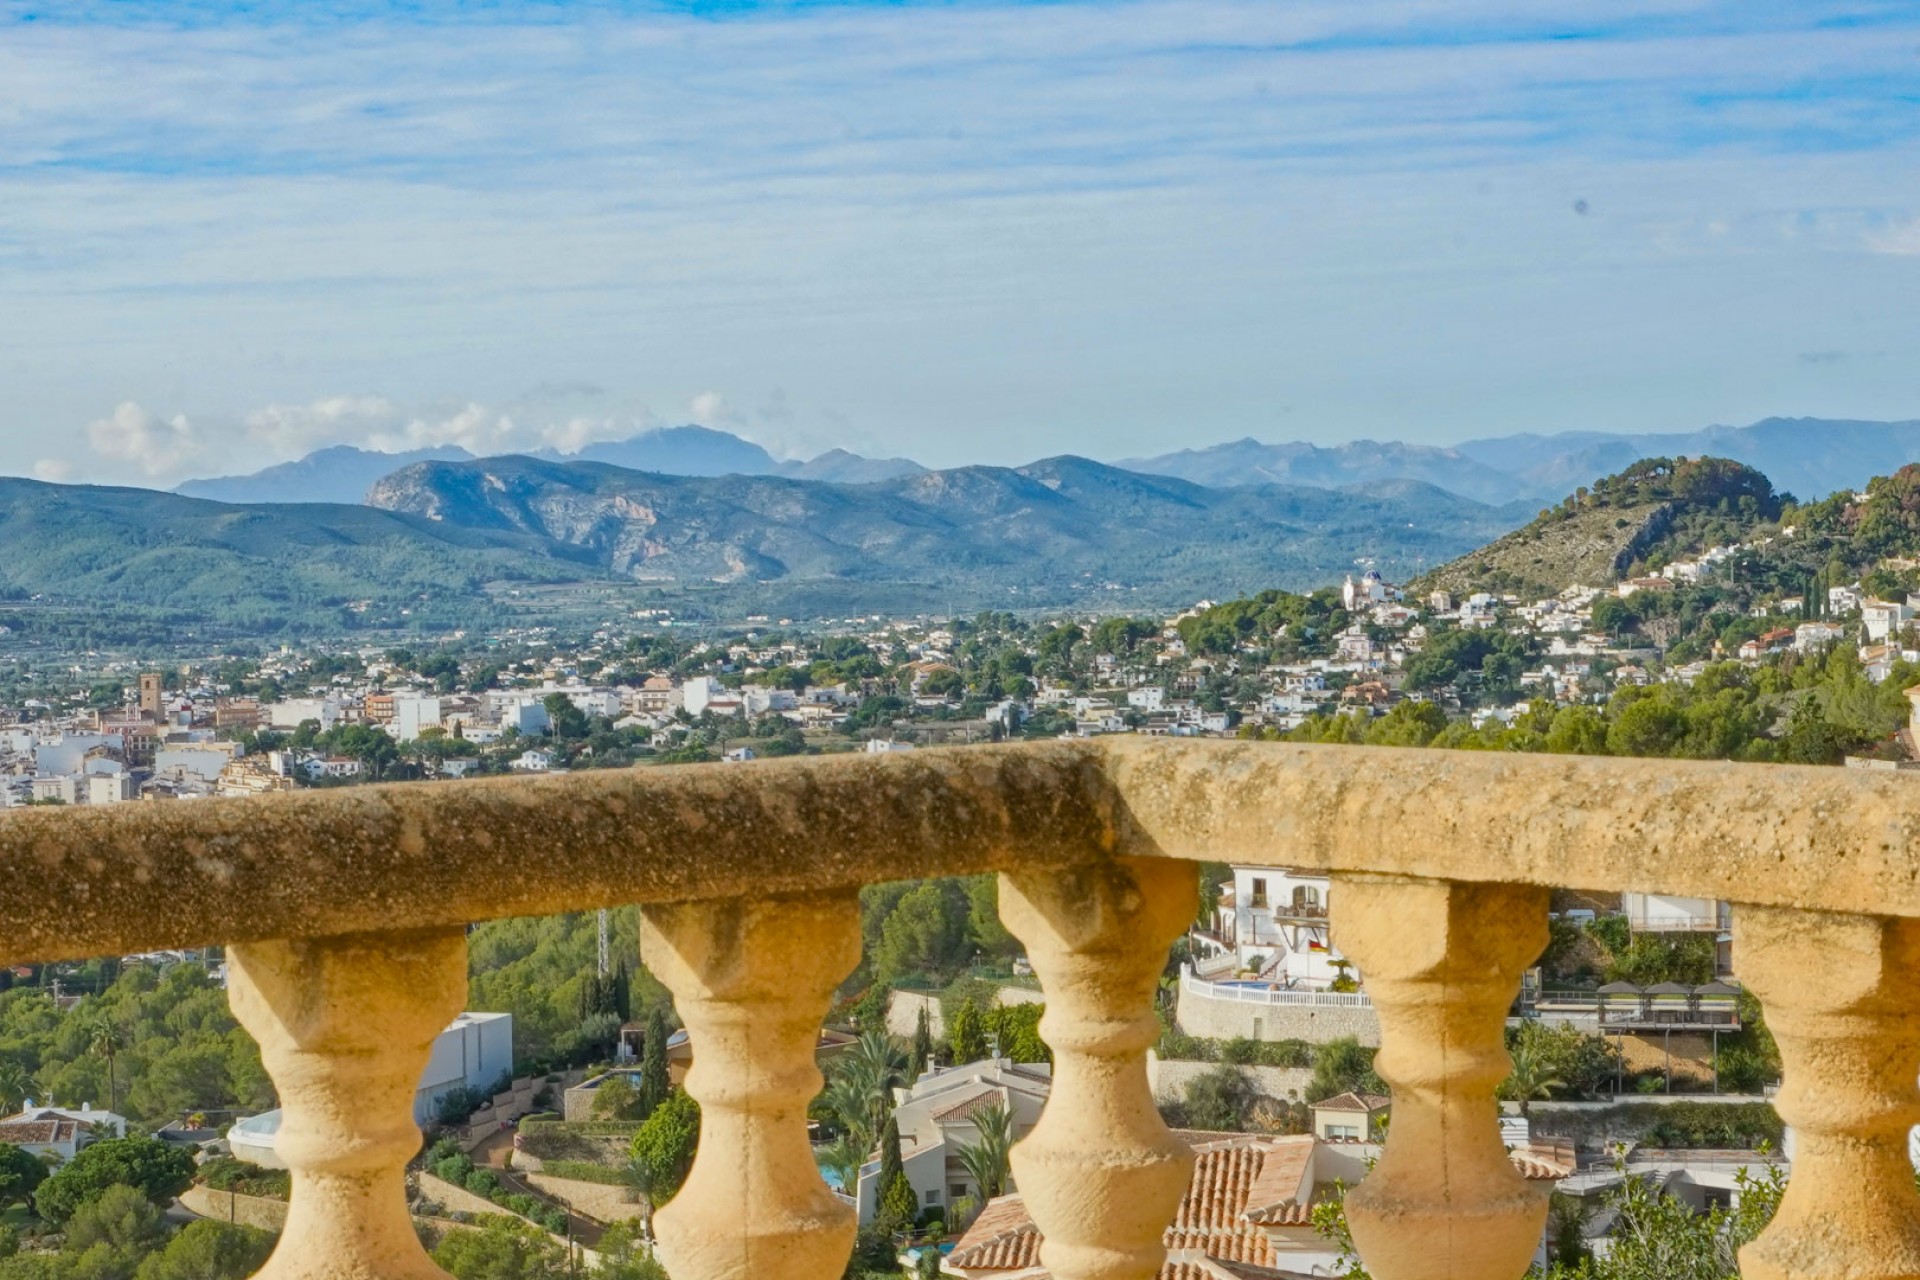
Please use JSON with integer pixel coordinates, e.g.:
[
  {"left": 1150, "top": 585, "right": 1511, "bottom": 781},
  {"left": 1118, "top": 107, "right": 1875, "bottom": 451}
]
[{"left": 4, "top": 736, "right": 1919, "bottom": 1280}]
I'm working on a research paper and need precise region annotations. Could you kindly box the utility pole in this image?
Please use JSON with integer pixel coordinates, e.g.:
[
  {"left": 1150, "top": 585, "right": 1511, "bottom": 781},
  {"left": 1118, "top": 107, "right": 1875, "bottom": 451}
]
[{"left": 597, "top": 908, "right": 610, "bottom": 978}]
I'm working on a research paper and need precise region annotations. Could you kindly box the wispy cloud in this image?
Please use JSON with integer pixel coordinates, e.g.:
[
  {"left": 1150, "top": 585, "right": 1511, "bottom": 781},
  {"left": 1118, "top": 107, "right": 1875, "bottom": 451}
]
[
  {"left": 1866, "top": 217, "right": 1920, "bottom": 256},
  {"left": 1, "top": 0, "right": 1917, "bottom": 473}
]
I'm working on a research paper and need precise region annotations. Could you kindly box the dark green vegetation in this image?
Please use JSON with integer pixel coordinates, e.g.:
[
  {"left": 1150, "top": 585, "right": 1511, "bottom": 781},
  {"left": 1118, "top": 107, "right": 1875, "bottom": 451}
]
[
  {"left": 465, "top": 911, "right": 669, "bottom": 1071},
  {"left": 0, "top": 964, "right": 272, "bottom": 1129},
  {"left": 0, "top": 478, "right": 600, "bottom": 636},
  {"left": 32, "top": 1139, "right": 194, "bottom": 1225},
  {"left": 430, "top": 1216, "right": 666, "bottom": 1280},
  {"left": 0, "top": 1181, "right": 274, "bottom": 1280},
  {"left": 423, "top": 1140, "right": 570, "bottom": 1234},
  {"left": 1273, "top": 646, "right": 1919, "bottom": 765}
]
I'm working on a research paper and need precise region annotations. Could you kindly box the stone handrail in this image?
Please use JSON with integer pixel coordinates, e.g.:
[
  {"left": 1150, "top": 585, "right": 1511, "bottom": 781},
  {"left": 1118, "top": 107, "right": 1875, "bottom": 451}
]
[{"left": 5, "top": 736, "right": 1919, "bottom": 1280}]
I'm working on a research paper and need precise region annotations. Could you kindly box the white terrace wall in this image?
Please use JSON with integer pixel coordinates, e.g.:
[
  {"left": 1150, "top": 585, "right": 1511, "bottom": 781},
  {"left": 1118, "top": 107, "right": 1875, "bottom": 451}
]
[{"left": 1173, "top": 973, "right": 1382, "bottom": 1047}]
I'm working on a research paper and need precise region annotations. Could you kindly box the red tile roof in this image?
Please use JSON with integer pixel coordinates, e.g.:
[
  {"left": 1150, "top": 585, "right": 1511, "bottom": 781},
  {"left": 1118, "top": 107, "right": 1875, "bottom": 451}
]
[
  {"left": 0, "top": 1119, "right": 80, "bottom": 1145},
  {"left": 933, "top": 1086, "right": 1010, "bottom": 1126},
  {"left": 946, "top": 1134, "right": 1322, "bottom": 1279},
  {"left": 946, "top": 1194, "right": 1042, "bottom": 1271}
]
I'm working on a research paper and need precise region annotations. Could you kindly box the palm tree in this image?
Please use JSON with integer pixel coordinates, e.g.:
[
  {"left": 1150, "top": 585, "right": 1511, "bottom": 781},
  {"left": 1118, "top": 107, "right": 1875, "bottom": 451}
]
[
  {"left": 0, "top": 1061, "right": 28, "bottom": 1114},
  {"left": 953, "top": 1100, "right": 1015, "bottom": 1202},
  {"left": 825, "top": 1030, "right": 907, "bottom": 1152},
  {"left": 816, "top": 1134, "right": 865, "bottom": 1199},
  {"left": 82, "top": 1015, "right": 123, "bottom": 1113},
  {"left": 1500, "top": 1028, "right": 1565, "bottom": 1118}
]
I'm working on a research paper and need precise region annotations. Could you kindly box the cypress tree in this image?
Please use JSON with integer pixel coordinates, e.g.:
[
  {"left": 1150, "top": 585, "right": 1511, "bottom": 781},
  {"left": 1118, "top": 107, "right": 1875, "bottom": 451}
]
[
  {"left": 637, "top": 1005, "right": 672, "bottom": 1119},
  {"left": 910, "top": 1006, "right": 935, "bottom": 1081},
  {"left": 877, "top": 1114, "right": 916, "bottom": 1231}
]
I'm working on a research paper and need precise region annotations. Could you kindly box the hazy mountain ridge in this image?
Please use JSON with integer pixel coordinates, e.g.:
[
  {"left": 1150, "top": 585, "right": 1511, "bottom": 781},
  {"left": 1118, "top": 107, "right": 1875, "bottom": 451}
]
[
  {"left": 1119, "top": 437, "right": 1530, "bottom": 506},
  {"left": 1128, "top": 417, "right": 1920, "bottom": 508},
  {"left": 176, "top": 444, "right": 479, "bottom": 505},
  {"left": 173, "top": 425, "right": 925, "bottom": 505}
]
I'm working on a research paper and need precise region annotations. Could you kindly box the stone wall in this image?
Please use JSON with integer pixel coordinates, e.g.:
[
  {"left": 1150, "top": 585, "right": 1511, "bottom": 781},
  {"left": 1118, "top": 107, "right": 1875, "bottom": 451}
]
[
  {"left": 1146, "top": 1053, "right": 1316, "bottom": 1104},
  {"left": 525, "top": 1172, "right": 643, "bottom": 1224},
  {"left": 179, "top": 1185, "right": 290, "bottom": 1233},
  {"left": 1173, "top": 984, "right": 1381, "bottom": 1047}
]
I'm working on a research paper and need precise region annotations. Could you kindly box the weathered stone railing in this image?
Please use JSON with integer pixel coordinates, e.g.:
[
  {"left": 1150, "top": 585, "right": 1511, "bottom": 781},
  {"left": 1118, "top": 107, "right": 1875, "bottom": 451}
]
[{"left": 6, "top": 737, "right": 1920, "bottom": 1280}]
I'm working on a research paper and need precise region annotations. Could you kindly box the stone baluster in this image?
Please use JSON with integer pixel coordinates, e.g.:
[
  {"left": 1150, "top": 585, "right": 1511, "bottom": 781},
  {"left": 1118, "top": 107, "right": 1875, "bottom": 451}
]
[
  {"left": 998, "top": 857, "right": 1196, "bottom": 1280},
  {"left": 1330, "top": 874, "right": 1548, "bottom": 1280},
  {"left": 227, "top": 927, "right": 468, "bottom": 1280},
  {"left": 640, "top": 891, "right": 862, "bottom": 1280},
  {"left": 1737, "top": 906, "right": 1920, "bottom": 1280}
]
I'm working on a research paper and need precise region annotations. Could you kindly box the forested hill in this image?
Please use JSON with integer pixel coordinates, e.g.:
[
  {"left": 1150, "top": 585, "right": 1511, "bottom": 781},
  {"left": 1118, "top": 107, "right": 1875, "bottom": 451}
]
[
  {"left": 364, "top": 453, "right": 1528, "bottom": 603},
  {"left": 0, "top": 458, "right": 1528, "bottom": 637},
  {"left": 1415, "top": 457, "right": 1785, "bottom": 597}
]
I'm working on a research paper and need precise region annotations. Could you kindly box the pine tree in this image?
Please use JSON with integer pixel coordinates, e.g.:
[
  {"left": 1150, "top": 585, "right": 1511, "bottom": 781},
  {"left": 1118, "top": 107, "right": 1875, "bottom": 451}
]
[
  {"left": 637, "top": 1006, "right": 672, "bottom": 1120},
  {"left": 910, "top": 1006, "right": 935, "bottom": 1081}
]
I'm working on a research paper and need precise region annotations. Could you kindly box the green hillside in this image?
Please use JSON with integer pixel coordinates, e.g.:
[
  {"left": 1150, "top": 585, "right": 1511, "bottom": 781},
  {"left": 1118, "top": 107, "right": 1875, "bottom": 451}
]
[
  {"left": 0, "top": 479, "right": 608, "bottom": 634},
  {"left": 1414, "top": 457, "right": 1783, "bottom": 597}
]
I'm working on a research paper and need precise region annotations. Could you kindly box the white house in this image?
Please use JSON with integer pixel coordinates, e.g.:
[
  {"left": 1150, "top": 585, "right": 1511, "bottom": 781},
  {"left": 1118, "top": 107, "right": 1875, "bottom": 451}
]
[
  {"left": 1213, "top": 866, "right": 1344, "bottom": 985},
  {"left": 855, "top": 1058, "right": 1052, "bottom": 1225},
  {"left": 392, "top": 694, "right": 443, "bottom": 742},
  {"left": 512, "top": 749, "right": 554, "bottom": 772},
  {"left": 0, "top": 1105, "right": 125, "bottom": 1161},
  {"left": 1864, "top": 600, "right": 1915, "bottom": 644}
]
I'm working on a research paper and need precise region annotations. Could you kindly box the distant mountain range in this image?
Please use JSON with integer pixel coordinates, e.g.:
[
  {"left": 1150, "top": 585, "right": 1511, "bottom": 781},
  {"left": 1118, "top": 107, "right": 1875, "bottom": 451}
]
[
  {"left": 1123, "top": 417, "right": 1920, "bottom": 508},
  {"left": 1116, "top": 438, "right": 1527, "bottom": 506},
  {"left": 175, "top": 425, "right": 925, "bottom": 505},
  {"left": 176, "top": 415, "right": 1920, "bottom": 513},
  {"left": 0, "top": 455, "right": 1529, "bottom": 635}
]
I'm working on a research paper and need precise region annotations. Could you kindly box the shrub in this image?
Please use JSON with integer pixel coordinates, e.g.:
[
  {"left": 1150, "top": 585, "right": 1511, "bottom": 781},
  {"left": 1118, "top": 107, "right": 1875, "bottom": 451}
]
[
  {"left": 536, "top": 1161, "right": 629, "bottom": 1187},
  {"left": 1642, "top": 1101, "right": 1783, "bottom": 1150},
  {"left": 1181, "top": 1064, "right": 1257, "bottom": 1131},
  {"left": 1716, "top": 1047, "right": 1774, "bottom": 1095},
  {"left": 194, "top": 1156, "right": 292, "bottom": 1201},
  {"left": 429, "top": 1153, "right": 476, "bottom": 1186},
  {"left": 34, "top": 1137, "right": 196, "bottom": 1224},
  {"left": 464, "top": 1169, "right": 502, "bottom": 1198}
]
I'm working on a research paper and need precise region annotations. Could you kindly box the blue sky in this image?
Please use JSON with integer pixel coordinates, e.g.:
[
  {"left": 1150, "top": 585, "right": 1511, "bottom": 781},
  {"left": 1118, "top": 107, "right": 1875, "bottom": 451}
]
[{"left": 2, "top": 0, "right": 1918, "bottom": 484}]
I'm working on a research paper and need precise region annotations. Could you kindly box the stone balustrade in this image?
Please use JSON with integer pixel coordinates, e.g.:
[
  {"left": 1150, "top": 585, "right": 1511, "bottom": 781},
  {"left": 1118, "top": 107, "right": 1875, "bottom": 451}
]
[{"left": 5, "top": 737, "right": 1920, "bottom": 1280}]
